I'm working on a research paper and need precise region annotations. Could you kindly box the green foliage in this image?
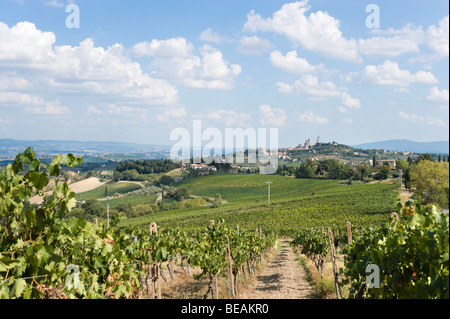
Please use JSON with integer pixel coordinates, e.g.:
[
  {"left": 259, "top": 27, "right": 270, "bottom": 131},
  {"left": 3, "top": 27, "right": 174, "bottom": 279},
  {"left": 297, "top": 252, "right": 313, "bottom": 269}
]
[
  {"left": 296, "top": 164, "right": 315, "bottom": 179},
  {"left": 342, "top": 201, "right": 449, "bottom": 299},
  {"left": 164, "top": 187, "right": 190, "bottom": 202},
  {"left": 378, "top": 164, "right": 391, "bottom": 180},
  {"left": 396, "top": 159, "right": 409, "bottom": 171},
  {"left": 80, "top": 199, "right": 106, "bottom": 218},
  {"left": 410, "top": 161, "right": 449, "bottom": 209},
  {"left": 291, "top": 229, "right": 330, "bottom": 273},
  {"left": 1, "top": 149, "right": 278, "bottom": 299},
  {"left": 415, "top": 153, "right": 434, "bottom": 164},
  {"left": 77, "top": 182, "right": 141, "bottom": 201},
  {"left": 159, "top": 175, "right": 173, "bottom": 186},
  {"left": 123, "top": 175, "right": 399, "bottom": 235},
  {"left": 115, "top": 159, "right": 179, "bottom": 175}
]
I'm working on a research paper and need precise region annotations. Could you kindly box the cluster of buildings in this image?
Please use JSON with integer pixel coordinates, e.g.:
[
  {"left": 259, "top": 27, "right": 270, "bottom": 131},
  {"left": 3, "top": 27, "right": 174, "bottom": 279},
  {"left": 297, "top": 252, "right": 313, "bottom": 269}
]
[
  {"left": 278, "top": 137, "right": 322, "bottom": 159},
  {"left": 284, "top": 136, "right": 322, "bottom": 152}
]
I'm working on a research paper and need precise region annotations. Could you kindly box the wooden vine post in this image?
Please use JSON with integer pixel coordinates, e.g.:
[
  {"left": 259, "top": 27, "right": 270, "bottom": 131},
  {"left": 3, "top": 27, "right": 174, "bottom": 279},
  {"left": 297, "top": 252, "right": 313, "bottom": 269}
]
[
  {"left": 236, "top": 225, "right": 243, "bottom": 282},
  {"left": 209, "top": 220, "right": 219, "bottom": 299},
  {"left": 226, "top": 235, "right": 235, "bottom": 298},
  {"left": 149, "top": 222, "right": 161, "bottom": 299},
  {"left": 327, "top": 227, "right": 342, "bottom": 299},
  {"left": 346, "top": 222, "right": 352, "bottom": 245},
  {"left": 259, "top": 225, "right": 263, "bottom": 264}
]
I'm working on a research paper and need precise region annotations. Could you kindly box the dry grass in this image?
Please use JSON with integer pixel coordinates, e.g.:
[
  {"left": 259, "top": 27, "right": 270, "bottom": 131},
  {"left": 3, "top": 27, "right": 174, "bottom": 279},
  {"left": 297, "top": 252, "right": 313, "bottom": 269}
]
[
  {"left": 293, "top": 246, "right": 350, "bottom": 299},
  {"left": 28, "top": 177, "right": 107, "bottom": 204},
  {"left": 399, "top": 191, "right": 413, "bottom": 206},
  {"left": 141, "top": 242, "right": 280, "bottom": 299}
]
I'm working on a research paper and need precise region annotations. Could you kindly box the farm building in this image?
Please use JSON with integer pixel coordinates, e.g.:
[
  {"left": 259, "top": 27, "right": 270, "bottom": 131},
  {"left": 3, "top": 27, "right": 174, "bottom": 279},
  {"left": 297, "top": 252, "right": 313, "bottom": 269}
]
[
  {"left": 189, "top": 163, "right": 217, "bottom": 171},
  {"left": 376, "top": 160, "right": 396, "bottom": 170}
]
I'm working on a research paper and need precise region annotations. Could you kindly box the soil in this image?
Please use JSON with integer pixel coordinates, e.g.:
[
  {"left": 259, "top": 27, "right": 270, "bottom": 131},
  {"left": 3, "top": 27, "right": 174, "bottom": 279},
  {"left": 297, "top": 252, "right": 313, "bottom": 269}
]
[
  {"left": 28, "top": 177, "right": 107, "bottom": 204},
  {"left": 240, "top": 239, "right": 312, "bottom": 299}
]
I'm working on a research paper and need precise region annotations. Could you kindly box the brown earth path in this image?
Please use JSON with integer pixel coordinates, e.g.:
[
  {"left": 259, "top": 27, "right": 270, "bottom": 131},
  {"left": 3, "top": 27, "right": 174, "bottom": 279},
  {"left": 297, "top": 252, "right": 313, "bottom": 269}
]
[{"left": 241, "top": 239, "right": 312, "bottom": 299}]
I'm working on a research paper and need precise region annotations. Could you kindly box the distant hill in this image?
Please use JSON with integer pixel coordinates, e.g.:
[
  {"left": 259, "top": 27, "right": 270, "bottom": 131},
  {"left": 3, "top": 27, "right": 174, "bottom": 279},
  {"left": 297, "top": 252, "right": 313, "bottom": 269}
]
[
  {"left": 353, "top": 140, "right": 449, "bottom": 154},
  {"left": 0, "top": 138, "right": 171, "bottom": 158}
]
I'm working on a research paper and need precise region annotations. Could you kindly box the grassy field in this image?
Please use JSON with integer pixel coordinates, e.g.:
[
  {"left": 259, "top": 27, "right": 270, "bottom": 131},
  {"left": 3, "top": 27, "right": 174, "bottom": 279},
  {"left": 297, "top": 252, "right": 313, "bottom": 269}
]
[
  {"left": 101, "top": 194, "right": 158, "bottom": 208},
  {"left": 119, "top": 174, "right": 400, "bottom": 234},
  {"left": 75, "top": 181, "right": 142, "bottom": 200}
]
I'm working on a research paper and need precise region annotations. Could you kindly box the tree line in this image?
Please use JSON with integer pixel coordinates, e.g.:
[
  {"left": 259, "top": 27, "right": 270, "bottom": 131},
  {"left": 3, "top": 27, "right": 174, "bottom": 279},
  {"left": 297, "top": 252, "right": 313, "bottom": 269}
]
[{"left": 113, "top": 159, "right": 180, "bottom": 181}]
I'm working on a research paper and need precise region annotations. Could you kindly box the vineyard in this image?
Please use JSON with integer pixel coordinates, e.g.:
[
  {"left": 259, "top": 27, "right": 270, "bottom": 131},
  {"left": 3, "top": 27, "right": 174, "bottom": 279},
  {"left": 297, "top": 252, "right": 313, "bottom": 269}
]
[
  {"left": 123, "top": 174, "right": 399, "bottom": 234},
  {"left": 291, "top": 203, "right": 449, "bottom": 299},
  {"left": 0, "top": 150, "right": 448, "bottom": 299}
]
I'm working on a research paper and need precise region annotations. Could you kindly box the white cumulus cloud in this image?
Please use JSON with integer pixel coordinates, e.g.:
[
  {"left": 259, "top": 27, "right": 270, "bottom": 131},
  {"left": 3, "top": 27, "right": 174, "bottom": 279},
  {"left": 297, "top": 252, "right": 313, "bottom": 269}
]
[
  {"left": 269, "top": 50, "right": 323, "bottom": 74},
  {"left": 359, "top": 24, "right": 425, "bottom": 57},
  {"left": 259, "top": 104, "right": 287, "bottom": 126},
  {"left": 243, "top": 1, "right": 362, "bottom": 63},
  {"left": 298, "top": 110, "right": 329, "bottom": 124},
  {"left": 133, "top": 38, "right": 241, "bottom": 90},
  {"left": 355, "top": 60, "right": 438, "bottom": 87},
  {"left": 426, "top": 86, "right": 449, "bottom": 103},
  {"left": 0, "top": 21, "right": 178, "bottom": 105},
  {"left": 238, "top": 36, "right": 274, "bottom": 55},
  {"left": 0, "top": 91, "right": 70, "bottom": 115},
  {"left": 398, "top": 111, "right": 445, "bottom": 126},
  {"left": 157, "top": 106, "right": 187, "bottom": 123},
  {"left": 276, "top": 75, "right": 360, "bottom": 109},
  {"left": 193, "top": 109, "right": 251, "bottom": 127}
]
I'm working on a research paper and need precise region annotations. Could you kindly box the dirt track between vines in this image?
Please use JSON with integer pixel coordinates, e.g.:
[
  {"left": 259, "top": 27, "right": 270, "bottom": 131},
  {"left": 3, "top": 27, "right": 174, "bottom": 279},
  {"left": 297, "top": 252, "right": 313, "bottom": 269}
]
[{"left": 241, "top": 239, "right": 312, "bottom": 299}]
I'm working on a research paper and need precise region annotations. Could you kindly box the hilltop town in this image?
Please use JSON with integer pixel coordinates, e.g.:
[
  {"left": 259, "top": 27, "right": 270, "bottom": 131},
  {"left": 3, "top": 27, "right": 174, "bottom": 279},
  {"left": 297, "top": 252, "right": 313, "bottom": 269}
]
[{"left": 278, "top": 136, "right": 425, "bottom": 168}]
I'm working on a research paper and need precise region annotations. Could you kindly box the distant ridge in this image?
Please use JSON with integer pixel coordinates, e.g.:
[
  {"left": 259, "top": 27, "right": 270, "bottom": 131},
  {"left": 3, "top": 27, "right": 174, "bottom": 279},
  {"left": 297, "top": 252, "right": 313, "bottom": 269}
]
[
  {"left": 353, "top": 139, "right": 449, "bottom": 154},
  {"left": 0, "top": 138, "right": 171, "bottom": 157}
]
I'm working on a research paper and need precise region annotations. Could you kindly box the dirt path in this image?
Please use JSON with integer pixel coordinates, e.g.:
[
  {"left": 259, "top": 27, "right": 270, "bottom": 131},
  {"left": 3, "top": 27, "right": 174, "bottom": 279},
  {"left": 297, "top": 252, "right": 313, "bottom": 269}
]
[{"left": 241, "top": 239, "right": 312, "bottom": 299}]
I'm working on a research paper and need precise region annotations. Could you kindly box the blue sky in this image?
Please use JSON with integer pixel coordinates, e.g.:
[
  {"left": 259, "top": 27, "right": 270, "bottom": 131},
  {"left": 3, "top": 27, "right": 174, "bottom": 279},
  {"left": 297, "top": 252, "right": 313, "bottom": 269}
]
[{"left": 0, "top": 0, "right": 448, "bottom": 148}]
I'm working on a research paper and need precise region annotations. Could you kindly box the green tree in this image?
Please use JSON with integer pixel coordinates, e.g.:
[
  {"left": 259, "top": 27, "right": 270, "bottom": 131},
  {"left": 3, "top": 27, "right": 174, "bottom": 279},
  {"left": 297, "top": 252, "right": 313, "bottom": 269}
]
[
  {"left": 410, "top": 161, "right": 449, "bottom": 208},
  {"left": 159, "top": 175, "right": 173, "bottom": 186},
  {"left": 407, "top": 156, "right": 414, "bottom": 166},
  {"left": 353, "top": 165, "right": 368, "bottom": 181},
  {"left": 404, "top": 167, "right": 413, "bottom": 192},
  {"left": 113, "top": 170, "right": 123, "bottom": 181},
  {"left": 295, "top": 164, "right": 315, "bottom": 179},
  {"left": 121, "top": 169, "right": 140, "bottom": 181},
  {"left": 395, "top": 158, "right": 409, "bottom": 171},
  {"left": 174, "top": 187, "right": 190, "bottom": 201},
  {"left": 415, "top": 153, "right": 434, "bottom": 164},
  {"left": 378, "top": 164, "right": 391, "bottom": 180},
  {"left": 81, "top": 199, "right": 106, "bottom": 218}
]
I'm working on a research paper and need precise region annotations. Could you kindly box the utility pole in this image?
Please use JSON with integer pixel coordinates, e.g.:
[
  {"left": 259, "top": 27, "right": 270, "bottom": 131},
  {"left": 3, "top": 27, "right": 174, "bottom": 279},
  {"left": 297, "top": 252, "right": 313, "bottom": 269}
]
[
  {"left": 266, "top": 182, "right": 272, "bottom": 206},
  {"left": 106, "top": 204, "right": 110, "bottom": 229}
]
